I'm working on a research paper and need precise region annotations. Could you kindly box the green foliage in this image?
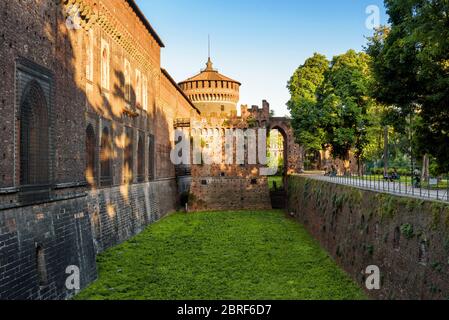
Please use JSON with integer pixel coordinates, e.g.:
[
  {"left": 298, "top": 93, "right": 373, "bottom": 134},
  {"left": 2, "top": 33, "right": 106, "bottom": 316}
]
[
  {"left": 288, "top": 50, "right": 379, "bottom": 165},
  {"left": 365, "top": 244, "right": 374, "bottom": 256},
  {"left": 320, "top": 50, "right": 374, "bottom": 161},
  {"left": 400, "top": 224, "right": 415, "bottom": 240},
  {"left": 370, "top": 167, "right": 410, "bottom": 176},
  {"left": 366, "top": 1, "right": 449, "bottom": 173},
  {"left": 430, "top": 203, "right": 445, "bottom": 230},
  {"left": 405, "top": 198, "right": 425, "bottom": 212},
  {"left": 349, "top": 189, "right": 363, "bottom": 206},
  {"left": 268, "top": 176, "right": 283, "bottom": 191},
  {"left": 246, "top": 116, "right": 257, "bottom": 128},
  {"left": 287, "top": 53, "right": 329, "bottom": 152},
  {"left": 376, "top": 194, "right": 399, "bottom": 219},
  {"left": 431, "top": 262, "right": 443, "bottom": 273},
  {"left": 75, "top": 211, "right": 366, "bottom": 300},
  {"left": 332, "top": 193, "right": 347, "bottom": 214}
]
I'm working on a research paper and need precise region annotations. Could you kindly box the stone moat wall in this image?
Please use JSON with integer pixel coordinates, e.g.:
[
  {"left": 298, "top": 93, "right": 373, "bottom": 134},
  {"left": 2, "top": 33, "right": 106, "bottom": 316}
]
[
  {"left": 288, "top": 176, "right": 449, "bottom": 300},
  {"left": 188, "top": 177, "right": 272, "bottom": 212}
]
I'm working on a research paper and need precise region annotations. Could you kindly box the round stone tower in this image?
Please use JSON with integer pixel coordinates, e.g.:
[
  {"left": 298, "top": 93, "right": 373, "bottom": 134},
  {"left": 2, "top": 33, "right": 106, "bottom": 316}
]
[{"left": 179, "top": 58, "right": 241, "bottom": 117}]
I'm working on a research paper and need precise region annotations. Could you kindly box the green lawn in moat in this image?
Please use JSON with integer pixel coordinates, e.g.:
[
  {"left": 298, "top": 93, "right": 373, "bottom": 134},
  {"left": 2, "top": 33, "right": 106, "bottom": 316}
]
[{"left": 75, "top": 210, "right": 366, "bottom": 300}]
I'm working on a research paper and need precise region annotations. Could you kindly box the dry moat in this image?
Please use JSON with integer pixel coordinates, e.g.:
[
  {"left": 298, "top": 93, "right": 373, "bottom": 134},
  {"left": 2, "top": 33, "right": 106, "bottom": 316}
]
[{"left": 75, "top": 210, "right": 365, "bottom": 300}]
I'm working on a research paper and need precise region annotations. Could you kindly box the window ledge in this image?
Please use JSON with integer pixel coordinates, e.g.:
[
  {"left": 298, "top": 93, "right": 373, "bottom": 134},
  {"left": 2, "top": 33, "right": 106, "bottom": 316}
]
[
  {"left": 0, "top": 187, "right": 19, "bottom": 195},
  {"left": 54, "top": 181, "right": 88, "bottom": 190}
]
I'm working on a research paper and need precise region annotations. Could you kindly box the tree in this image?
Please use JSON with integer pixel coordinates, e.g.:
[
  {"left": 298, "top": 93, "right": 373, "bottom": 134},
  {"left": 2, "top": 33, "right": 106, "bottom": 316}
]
[
  {"left": 319, "top": 50, "right": 374, "bottom": 173},
  {"left": 366, "top": 0, "right": 449, "bottom": 173},
  {"left": 288, "top": 50, "right": 379, "bottom": 174},
  {"left": 287, "top": 53, "right": 329, "bottom": 152}
]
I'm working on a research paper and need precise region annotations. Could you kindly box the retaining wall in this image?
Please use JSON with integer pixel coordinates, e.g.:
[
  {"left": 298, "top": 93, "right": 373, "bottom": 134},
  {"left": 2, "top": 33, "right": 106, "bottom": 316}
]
[{"left": 288, "top": 175, "right": 449, "bottom": 300}]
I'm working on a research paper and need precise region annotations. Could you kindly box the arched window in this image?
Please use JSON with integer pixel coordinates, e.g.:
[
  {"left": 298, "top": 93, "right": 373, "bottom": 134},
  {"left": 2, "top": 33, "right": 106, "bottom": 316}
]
[
  {"left": 148, "top": 134, "right": 155, "bottom": 181},
  {"left": 92, "top": 211, "right": 101, "bottom": 240},
  {"left": 36, "top": 246, "right": 48, "bottom": 286},
  {"left": 136, "top": 70, "right": 141, "bottom": 107},
  {"left": 86, "top": 30, "right": 94, "bottom": 81},
  {"left": 142, "top": 75, "right": 148, "bottom": 111},
  {"left": 124, "top": 60, "right": 131, "bottom": 103},
  {"left": 86, "top": 124, "right": 96, "bottom": 185},
  {"left": 20, "top": 81, "right": 49, "bottom": 187},
  {"left": 124, "top": 127, "right": 134, "bottom": 183},
  {"left": 100, "top": 127, "right": 112, "bottom": 186},
  {"left": 137, "top": 134, "right": 145, "bottom": 182},
  {"left": 101, "top": 41, "right": 110, "bottom": 89}
]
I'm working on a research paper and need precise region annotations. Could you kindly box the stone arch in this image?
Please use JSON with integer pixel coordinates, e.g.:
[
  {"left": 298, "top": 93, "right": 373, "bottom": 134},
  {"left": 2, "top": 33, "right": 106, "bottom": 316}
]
[
  {"left": 267, "top": 118, "right": 303, "bottom": 176},
  {"left": 101, "top": 41, "right": 110, "bottom": 90},
  {"left": 137, "top": 133, "right": 145, "bottom": 182},
  {"left": 268, "top": 125, "right": 289, "bottom": 178},
  {"left": 100, "top": 126, "right": 113, "bottom": 186},
  {"left": 124, "top": 127, "right": 134, "bottom": 183}
]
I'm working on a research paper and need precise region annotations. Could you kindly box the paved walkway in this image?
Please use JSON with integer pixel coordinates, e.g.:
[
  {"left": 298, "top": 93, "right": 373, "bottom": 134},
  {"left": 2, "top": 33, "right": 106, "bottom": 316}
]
[{"left": 304, "top": 174, "right": 449, "bottom": 203}]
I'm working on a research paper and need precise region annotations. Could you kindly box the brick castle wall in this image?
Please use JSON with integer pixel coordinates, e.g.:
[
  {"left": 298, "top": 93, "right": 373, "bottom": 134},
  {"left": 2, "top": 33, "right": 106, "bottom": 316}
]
[
  {"left": 0, "top": 0, "right": 194, "bottom": 300},
  {"left": 0, "top": 179, "right": 177, "bottom": 300},
  {"left": 88, "top": 179, "right": 177, "bottom": 253},
  {"left": 0, "top": 194, "right": 97, "bottom": 300}
]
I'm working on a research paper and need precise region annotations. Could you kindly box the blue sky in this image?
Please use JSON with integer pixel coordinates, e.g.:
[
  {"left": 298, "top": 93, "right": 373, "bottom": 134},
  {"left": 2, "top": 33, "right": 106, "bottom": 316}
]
[{"left": 136, "top": 0, "right": 388, "bottom": 116}]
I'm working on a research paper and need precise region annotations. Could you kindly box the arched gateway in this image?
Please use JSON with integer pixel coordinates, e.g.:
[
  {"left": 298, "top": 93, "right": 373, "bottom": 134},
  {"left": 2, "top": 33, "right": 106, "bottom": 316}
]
[
  {"left": 240, "top": 101, "right": 304, "bottom": 177},
  {"left": 268, "top": 118, "right": 303, "bottom": 176},
  {"left": 173, "top": 99, "right": 304, "bottom": 211}
]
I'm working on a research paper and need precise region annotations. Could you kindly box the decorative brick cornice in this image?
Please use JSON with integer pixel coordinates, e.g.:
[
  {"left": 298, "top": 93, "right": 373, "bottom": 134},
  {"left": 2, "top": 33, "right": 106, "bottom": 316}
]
[{"left": 61, "top": 0, "right": 160, "bottom": 76}]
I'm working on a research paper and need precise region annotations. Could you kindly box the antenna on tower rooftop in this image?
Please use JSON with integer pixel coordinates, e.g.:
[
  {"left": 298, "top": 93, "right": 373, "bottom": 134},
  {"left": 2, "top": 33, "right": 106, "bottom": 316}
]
[
  {"left": 208, "top": 34, "right": 211, "bottom": 60},
  {"left": 205, "top": 34, "right": 214, "bottom": 71}
]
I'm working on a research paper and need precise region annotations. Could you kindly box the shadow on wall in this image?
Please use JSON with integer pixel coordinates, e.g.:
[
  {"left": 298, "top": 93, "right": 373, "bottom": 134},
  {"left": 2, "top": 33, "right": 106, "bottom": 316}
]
[
  {"left": 0, "top": 0, "right": 97, "bottom": 300},
  {"left": 0, "top": 0, "right": 176, "bottom": 300}
]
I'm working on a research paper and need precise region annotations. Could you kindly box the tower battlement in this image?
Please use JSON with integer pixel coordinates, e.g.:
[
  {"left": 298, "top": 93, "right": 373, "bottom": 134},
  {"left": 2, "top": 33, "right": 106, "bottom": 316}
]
[{"left": 241, "top": 100, "right": 270, "bottom": 120}]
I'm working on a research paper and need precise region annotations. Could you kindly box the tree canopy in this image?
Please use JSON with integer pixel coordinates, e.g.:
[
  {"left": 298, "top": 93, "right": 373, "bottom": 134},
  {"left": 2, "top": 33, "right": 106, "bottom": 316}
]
[
  {"left": 287, "top": 50, "right": 375, "bottom": 164},
  {"left": 288, "top": 0, "right": 449, "bottom": 174},
  {"left": 287, "top": 53, "right": 329, "bottom": 152},
  {"left": 319, "top": 50, "right": 374, "bottom": 161},
  {"left": 366, "top": 0, "right": 449, "bottom": 172}
]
